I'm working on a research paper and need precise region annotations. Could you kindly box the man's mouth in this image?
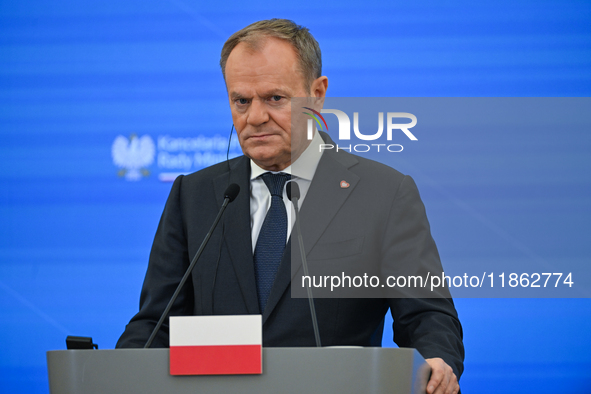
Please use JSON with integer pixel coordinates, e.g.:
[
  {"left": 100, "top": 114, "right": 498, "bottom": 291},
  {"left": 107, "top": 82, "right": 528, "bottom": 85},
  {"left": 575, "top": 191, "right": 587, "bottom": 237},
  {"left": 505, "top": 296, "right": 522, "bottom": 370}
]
[{"left": 248, "top": 133, "right": 277, "bottom": 141}]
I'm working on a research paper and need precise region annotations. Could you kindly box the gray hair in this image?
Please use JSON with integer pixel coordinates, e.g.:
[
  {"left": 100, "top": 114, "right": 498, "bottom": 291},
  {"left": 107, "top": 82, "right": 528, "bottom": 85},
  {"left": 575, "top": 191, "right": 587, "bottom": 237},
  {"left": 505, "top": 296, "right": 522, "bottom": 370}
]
[{"left": 220, "top": 19, "right": 322, "bottom": 92}]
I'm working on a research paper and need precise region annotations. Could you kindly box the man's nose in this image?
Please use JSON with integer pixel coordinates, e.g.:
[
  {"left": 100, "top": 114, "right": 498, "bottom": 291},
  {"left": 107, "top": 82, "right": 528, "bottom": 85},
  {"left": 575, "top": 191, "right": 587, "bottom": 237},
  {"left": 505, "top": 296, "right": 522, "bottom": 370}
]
[{"left": 246, "top": 99, "right": 269, "bottom": 126}]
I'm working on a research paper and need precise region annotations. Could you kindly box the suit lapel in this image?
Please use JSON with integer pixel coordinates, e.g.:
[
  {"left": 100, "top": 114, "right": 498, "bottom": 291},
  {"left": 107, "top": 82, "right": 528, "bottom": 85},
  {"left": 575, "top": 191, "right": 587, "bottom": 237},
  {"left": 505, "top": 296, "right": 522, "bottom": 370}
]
[
  {"left": 213, "top": 156, "right": 260, "bottom": 315},
  {"left": 297, "top": 150, "right": 360, "bottom": 261},
  {"left": 262, "top": 146, "right": 360, "bottom": 323}
]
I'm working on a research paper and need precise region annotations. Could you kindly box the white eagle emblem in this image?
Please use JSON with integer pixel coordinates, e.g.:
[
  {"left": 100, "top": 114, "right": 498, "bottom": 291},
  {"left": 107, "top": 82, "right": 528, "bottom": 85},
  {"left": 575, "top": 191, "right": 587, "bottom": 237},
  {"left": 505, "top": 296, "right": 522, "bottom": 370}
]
[{"left": 111, "top": 134, "right": 156, "bottom": 181}]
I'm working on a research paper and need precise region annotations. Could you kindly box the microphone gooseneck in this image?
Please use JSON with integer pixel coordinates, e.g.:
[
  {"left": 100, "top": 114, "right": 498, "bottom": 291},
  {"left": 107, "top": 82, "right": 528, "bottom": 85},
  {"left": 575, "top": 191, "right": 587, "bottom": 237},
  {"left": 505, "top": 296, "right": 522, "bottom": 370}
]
[
  {"left": 288, "top": 181, "right": 322, "bottom": 347},
  {"left": 144, "top": 183, "right": 240, "bottom": 348}
]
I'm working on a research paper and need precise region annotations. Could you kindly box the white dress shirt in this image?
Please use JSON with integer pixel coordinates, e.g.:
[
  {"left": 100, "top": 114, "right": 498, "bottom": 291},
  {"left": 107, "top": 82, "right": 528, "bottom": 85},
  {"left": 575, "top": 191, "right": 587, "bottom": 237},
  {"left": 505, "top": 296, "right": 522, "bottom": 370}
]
[{"left": 249, "top": 131, "right": 324, "bottom": 252}]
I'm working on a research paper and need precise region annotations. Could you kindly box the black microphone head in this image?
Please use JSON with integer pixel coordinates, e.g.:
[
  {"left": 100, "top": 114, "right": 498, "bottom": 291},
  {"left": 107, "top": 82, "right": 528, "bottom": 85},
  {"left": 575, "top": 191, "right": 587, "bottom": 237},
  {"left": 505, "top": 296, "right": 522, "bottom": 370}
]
[
  {"left": 224, "top": 183, "right": 240, "bottom": 202},
  {"left": 287, "top": 181, "right": 300, "bottom": 201}
]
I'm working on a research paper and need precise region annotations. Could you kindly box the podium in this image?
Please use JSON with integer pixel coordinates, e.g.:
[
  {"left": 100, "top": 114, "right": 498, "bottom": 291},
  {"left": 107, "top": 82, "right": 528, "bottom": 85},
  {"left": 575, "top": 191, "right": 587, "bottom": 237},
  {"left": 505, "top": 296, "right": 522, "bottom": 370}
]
[{"left": 47, "top": 347, "right": 430, "bottom": 394}]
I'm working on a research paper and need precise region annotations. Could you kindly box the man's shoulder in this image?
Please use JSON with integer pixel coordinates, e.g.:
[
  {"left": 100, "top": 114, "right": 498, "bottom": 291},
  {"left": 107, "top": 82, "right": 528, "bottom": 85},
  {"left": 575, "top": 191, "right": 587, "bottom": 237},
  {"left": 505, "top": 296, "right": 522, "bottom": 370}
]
[
  {"left": 318, "top": 131, "right": 407, "bottom": 184},
  {"left": 180, "top": 155, "right": 247, "bottom": 184},
  {"left": 331, "top": 149, "right": 408, "bottom": 183}
]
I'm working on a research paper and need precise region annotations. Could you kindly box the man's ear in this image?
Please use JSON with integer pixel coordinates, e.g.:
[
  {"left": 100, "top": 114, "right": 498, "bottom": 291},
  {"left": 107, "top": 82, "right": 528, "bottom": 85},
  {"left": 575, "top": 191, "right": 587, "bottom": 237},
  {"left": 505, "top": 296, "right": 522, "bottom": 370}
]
[{"left": 310, "top": 76, "right": 328, "bottom": 98}]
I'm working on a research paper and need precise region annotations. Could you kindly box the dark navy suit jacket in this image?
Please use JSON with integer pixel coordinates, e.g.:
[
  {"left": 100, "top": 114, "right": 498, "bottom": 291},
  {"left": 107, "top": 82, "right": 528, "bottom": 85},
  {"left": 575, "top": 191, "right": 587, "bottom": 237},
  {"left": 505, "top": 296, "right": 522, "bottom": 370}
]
[{"left": 117, "top": 133, "right": 465, "bottom": 378}]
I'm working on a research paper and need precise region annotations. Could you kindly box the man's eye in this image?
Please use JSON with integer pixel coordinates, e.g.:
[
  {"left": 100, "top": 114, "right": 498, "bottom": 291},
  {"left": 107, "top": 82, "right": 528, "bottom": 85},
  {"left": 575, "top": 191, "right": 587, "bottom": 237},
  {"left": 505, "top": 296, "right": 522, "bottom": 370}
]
[
  {"left": 271, "top": 95, "right": 282, "bottom": 102},
  {"left": 237, "top": 98, "right": 249, "bottom": 105}
]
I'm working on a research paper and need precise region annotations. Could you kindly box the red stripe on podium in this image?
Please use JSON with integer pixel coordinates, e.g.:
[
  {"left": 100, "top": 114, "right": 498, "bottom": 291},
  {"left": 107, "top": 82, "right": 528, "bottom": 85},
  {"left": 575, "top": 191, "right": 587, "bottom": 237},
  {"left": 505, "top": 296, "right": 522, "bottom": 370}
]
[{"left": 170, "top": 344, "right": 262, "bottom": 375}]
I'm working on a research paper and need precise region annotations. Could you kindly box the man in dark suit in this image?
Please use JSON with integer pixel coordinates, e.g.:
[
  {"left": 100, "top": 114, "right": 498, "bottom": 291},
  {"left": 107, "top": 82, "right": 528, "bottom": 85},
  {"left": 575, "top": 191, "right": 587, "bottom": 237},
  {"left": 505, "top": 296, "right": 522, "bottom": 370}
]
[{"left": 117, "top": 19, "right": 463, "bottom": 394}]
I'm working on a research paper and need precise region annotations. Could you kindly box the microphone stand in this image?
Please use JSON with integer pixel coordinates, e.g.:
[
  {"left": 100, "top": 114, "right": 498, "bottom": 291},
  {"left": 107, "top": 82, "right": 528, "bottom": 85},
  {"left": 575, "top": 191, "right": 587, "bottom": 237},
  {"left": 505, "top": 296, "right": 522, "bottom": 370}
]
[
  {"left": 288, "top": 182, "right": 321, "bottom": 347},
  {"left": 144, "top": 184, "right": 240, "bottom": 348}
]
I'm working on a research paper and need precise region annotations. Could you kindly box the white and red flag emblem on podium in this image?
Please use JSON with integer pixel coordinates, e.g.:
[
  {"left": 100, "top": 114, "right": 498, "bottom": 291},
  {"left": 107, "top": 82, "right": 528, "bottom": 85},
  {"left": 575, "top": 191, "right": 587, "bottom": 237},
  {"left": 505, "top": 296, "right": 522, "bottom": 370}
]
[{"left": 169, "top": 315, "right": 262, "bottom": 375}]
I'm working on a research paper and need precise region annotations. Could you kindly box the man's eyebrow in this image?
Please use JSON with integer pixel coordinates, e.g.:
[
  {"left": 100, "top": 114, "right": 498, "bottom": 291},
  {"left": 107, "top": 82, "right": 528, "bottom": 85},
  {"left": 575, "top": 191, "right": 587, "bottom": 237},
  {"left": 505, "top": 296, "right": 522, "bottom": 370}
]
[
  {"left": 230, "top": 92, "right": 248, "bottom": 100},
  {"left": 262, "top": 89, "right": 289, "bottom": 97},
  {"left": 230, "top": 89, "right": 290, "bottom": 101}
]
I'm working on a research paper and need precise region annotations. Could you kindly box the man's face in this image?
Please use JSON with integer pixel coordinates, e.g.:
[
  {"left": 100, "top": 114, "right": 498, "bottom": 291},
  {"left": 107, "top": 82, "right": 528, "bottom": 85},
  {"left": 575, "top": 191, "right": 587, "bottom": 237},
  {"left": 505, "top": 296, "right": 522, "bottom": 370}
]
[{"left": 224, "top": 37, "right": 319, "bottom": 171}]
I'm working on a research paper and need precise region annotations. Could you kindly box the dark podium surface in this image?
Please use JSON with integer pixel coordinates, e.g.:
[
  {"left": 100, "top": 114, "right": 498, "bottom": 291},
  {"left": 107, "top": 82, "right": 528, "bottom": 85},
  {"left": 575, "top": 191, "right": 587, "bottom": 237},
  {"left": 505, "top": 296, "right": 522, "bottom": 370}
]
[{"left": 47, "top": 347, "right": 430, "bottom": 394}]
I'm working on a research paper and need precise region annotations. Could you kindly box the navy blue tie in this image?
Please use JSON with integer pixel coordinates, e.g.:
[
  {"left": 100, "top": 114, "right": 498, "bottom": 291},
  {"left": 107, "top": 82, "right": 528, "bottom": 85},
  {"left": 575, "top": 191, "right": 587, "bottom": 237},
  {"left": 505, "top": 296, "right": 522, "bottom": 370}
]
[{"left": 254, "top": 172, "right": 290, "bottom": 312}]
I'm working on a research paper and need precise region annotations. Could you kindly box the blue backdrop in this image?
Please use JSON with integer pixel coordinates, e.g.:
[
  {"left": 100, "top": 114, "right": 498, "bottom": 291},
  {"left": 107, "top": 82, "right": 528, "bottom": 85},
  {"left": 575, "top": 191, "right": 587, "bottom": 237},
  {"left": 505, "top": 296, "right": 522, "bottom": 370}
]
[{"left": 1, "top": 1, "right": 590, "bottom": 393}]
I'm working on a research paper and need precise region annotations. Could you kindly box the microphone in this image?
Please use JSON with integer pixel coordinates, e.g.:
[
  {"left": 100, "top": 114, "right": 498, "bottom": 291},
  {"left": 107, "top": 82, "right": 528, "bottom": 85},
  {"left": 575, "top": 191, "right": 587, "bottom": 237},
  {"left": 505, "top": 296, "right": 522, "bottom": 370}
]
[
  {"left": 286, "top": 181, "right": 300, "bottom": 201},
  {"left": 224, "top": 183, "right": 240, "bottom": 202},
  {"left": 144, "top": 183, "right": 241, "bottom": 348},
  {"left": 287, "top": 181, "right": 321, "bottom": 347}
]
